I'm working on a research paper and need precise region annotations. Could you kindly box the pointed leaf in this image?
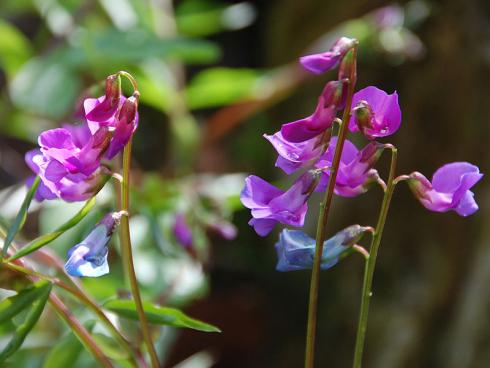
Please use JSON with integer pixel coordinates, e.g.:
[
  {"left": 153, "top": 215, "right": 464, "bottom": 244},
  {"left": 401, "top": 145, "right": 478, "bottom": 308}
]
[
  {"left": 0, "top": 280, "right": 52, "bottom": 324},
  {"left": 0, "top": 280, "right": 52, "bottom": 363},
  {"left": 2, "top": 176, "right": 40, "bottom": 258},
  {"left": 8, "top": 197, "right": 96, "bottom": 261},
  {"left": 104, "top": 299, "right": 221, "bottom": 333}
]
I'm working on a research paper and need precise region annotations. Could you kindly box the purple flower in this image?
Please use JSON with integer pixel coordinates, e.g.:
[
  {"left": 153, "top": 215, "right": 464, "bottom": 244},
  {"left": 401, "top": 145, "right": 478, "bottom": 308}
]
[
  {"left": 315, "top": 138, "right": 383, "bottom": 197},
  {"left": 300, "top": 37, "right": 357, "bottom": 74},
  {"left": 264, "top": 131, "right": 326, "bottom": 175},
  {"left": 275, "top": 225, "right": 371, "bottom": 271},
  {"left": 408, "top": 162, "right": 483, "bottom": 217},
  {"left": 280, "top": 80, "right": 345, "bottom": 143},
  {"left": 38, "top": 125, "right": 110, "bottom": 176},
  {"left": 173, "top": 213, "right": 193, "bottom": 248},
  {"left": 65, "top": 212, "right": 123, "bottom": 277},
  {"left": 348, "top": 86, "right": 401, "bottom": 140},
  {"left": 25, "top": 149, "right": 110, "bottom": 202},
  {"left": 240, "top": 171, "right": 320, "bottom": 236},
  {"left": 84, "top": 91, "right": 139, "bottom": 160}
]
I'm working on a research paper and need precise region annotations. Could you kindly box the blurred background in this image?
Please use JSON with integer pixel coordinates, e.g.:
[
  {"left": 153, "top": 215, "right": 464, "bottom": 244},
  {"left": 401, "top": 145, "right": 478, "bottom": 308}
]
[{"left": 0, "top": 0, "right": 489, "bottom": 367}]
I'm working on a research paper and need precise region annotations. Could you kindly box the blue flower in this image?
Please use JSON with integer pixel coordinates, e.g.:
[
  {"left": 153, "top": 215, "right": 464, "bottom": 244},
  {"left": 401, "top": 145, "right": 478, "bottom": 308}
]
[
  {"left": 65, "top": 212, "right": 123, "bottom": 277},
  {"left": 275, "top": 225, "right": 371, "bottom": 272}
]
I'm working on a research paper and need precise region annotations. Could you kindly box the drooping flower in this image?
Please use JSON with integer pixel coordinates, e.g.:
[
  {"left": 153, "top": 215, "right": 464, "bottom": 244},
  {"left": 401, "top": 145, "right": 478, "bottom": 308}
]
[
  {"left": 65, "top": 212, "right": 124, "bottom": 277},
  {"left": 25, "top": 149, "right": 110, "bottom": 202},
  {"left": 280, "top": 80, "right": 345, "bottom": 143},
  {"left": 264, "top": 131, "right": 327, "bottom": 175},
  {"left": 315, "top": 138, "right": 383, "bottom": 197},
  {"left": 84, "top": 83, "right": 139, "bottom": 160},
  {"left": 275, "top": 225, "right": 372, "bottom": 271},
  {"left": 348, "top": 86, "right": 401, "bottom": 140},
  {"left": 408, "top": 162, "right": 483, "bottom": 217},
  {"left": 300, "top": 37, "right": 357, "bottom": 74},
  {"left": 173, "top": 213, "right": 193, "bottom": 248},
  {"left": 240, "top": 170, "right": 320, "bottom": 236}
]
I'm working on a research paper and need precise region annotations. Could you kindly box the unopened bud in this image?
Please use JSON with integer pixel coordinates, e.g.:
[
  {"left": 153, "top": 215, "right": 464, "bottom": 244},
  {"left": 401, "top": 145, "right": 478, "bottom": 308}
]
[
  {"left": 118, "top": 92, "right": 139, "bottom": 125},
  {"left": 338, "top": 48, "right": 357, "bottom": 84},
  {"left": 322, "top": 80, "right": 347, "bottom": 110},
  {"left": 105, "top": 74, "right": 121, "bottom": 107},
  {"left": 354, "top": 101, "right": 374, "bottom": 135}
]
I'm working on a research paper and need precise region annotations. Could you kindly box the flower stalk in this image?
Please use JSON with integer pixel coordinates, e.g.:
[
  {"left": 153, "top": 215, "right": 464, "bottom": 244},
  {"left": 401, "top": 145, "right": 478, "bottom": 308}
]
[
  {"left": 352, "top": 146, "right": 398, "bottom": 368},
  {"left": 305, "top": 44, "right": 358, "bottom": 368},
  {"left": 119, "top": 138, "right": 160, "bottom": 367}
]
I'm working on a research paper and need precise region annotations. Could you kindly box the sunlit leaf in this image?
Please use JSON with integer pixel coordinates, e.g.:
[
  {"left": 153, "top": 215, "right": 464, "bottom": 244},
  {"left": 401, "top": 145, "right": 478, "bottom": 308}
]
[
  {"left": 0, "top": 19, "right": 33, "bottom": 77},
  {"left": 104, "top": 299, "right": 221, "bottom": 332},
  {"left": 0, "top": 281, "right": 52, "bottom": 363},
  {"left": 186, "top": 67, "right": 262, "bottom": 109},
  {"left": 1, "top": 176, "right": 40, "bottom": 258},
  {"left": 8, "top": 197, "right": 96, "bottom": 261}
]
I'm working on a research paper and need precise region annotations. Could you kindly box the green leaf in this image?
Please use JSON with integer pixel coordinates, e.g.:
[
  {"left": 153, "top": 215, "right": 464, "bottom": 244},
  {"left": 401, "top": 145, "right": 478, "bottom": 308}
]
[
  {"left": 81, "top": 28, "right": 221, "bottom": 65},
  {"left": 0, "top": 19, "right": 33, "bottom": 77},
  {"left": 185, "top": 67, "right": 262, "bottom": 109},
  {"left": 0, "top": 280, "right": 51, "bottom": 325},
  {"left": 0, "top": 280, "right": 52, "bottom": 363},
  {"left": 104, "top": 299, "right": 221, "bottom": 333},
  {"left": 92, "top": 333, "right": 129, "bottom": 361},
  {"left": 1, "top": 176, "right": 40, "bottom": 258},
  {"left": 42, "top": 321, "right": 95, "bottom": 368},
  {"left": 8, "top": 197, "right": 96, "bottom": 261}
]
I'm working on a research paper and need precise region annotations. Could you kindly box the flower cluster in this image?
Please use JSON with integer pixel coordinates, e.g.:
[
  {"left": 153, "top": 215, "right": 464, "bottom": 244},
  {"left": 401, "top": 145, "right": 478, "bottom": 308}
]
[
  {"left": 240, "top": 36, "right": 483, "bottom": 271},
  {"left": 25, "top": 74, "right": 139, "bottom": 202}
]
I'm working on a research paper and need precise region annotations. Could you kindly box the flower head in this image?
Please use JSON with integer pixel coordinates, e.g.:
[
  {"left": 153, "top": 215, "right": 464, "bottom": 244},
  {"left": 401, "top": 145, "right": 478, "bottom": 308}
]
[
  {"left": 275, "top": 225, "right": 371, "bottom": 271},
  {"left": 264, "top": 131, "right": 327, "bottom": 175},
  {"left": 240, "top": 170, "right": 320, "bottom": 236},
  {"left": 315, "top": 138, "right": 383, "bottom": 197},
  {"left": 25, "top": 149, "right": 110, "bottom": 202},
  {"left": 300, "top": 37, "right": 357, "bottom": 74},
  {"left": 349, "top": 86, "right": 401, "bottom": 139},
  {"left": 280, "top": 80, "right": 345, "bottom": 143},
  {"left": 65, "top": 212, "right": 123, "bottom": 277},
  {"left": 408, "top": 162, "right": 483, "bottom": 217}
]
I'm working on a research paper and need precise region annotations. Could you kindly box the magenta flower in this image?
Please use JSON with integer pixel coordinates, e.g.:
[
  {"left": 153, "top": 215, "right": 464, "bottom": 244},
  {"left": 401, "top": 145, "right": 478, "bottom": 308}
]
[
  {"left": 240, "top": 171, "right": 320, "bottom": 236},
  {"left": 264, "top": 131, "right": 326, "bottom": 175},
  {"left": 38, "top": 125, "right": 110, "bottom": 176},
  {"left": 300, "top": 37, "right": 357, "bottom": 74},
  {"left": 280, "top": 80, "right": 345, "bottom": 143},
  {"left": 84, "top": 91, "right": 139, "bottom": 160},
  {"left": 315, "top": 138, "right": 383, "bottom": 197},
  {"left": 25, "top": 149, "right": 110, "bottom": 202},
  {"left": 408, "top": 162, "right": 483, "bottom": 217},
  {"left": 348, "top": 86, "right": 401, "bottom": 140},
  {"left": 173, "top": 214, "right": 193, "bottom": 248}
]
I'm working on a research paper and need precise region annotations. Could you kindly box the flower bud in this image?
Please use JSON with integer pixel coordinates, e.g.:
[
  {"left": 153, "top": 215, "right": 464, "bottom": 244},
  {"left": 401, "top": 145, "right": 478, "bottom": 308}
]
[
  {"left": 353, "top": 101, "right": 374, "bottom": 134},
  {"left": 105, "top": 74, "right": 121, "bottom": 107},
  {"left": 322, "top": 80, "right": 347, "bottom": 110},
  {"left": 117, "top": 92, "right": 139, "bottom": 125},
  {"left": 300, "top": 37, "right": 357, "bottom": 74},
  {"left": 65, "top": 212, "right": 124, "bottom": 277},
  {"left": 338, "top": 48, "right": 357, "bottom": 84}
]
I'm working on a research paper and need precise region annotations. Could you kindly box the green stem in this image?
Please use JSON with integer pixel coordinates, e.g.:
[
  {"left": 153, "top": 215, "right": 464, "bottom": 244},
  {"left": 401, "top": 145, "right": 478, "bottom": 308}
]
[
  {"left": 120, "top": 139, "right": 160, "bottom": 368},
  {"left": 3, "top": 262, "right": 139, "bottom": 367},
  {"left": 352, "top": 147, "right": 398, "bottom": 368},
  {"left": 305, "top": 45, "right": 358, "bottom": 368}
]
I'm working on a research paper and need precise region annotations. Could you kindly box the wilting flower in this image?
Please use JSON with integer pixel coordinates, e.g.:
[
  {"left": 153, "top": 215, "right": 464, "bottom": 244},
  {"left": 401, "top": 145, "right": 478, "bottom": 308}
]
[
  {"left": 173, "top": 213, "right": 193, "bottom": 248},
  {"left": 408, "top": 162, "right": 483, "bottom": 217},
  {"left": 264, "top": 131, "right": 326, "bottom": 175},
  {"left": 275, "top": 225, "right": 371, "bottom": 271},
  {"left": 240, "top": 171, "right": 320, "bottom": 236},
  {"left": 349, "top": 86, "right": 401, "bottom": 139},
  {"left": 25, "top": 149, "right": 110, "bottom": 202},
  {"left": 300, "top": 37, "right": 357, "bottom": 74},
  {"left": 84, "top": 78, "right": 139, "bottom": 159},
  {"left": 65, "top": 212, "right": 124, "bottom": 277},
  {"left": 280, "top": 80, "right": 345, "bottom": 143},
  {"left": 315, "top": 138, "right": 383, "bottom": 197}
]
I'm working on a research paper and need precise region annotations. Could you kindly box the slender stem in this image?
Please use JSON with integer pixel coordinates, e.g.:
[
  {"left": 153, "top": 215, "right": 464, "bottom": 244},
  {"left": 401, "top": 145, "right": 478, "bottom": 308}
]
[
  {"left": 3, "top": 262, "right": 139, "bottom": 367},
  {"left": 119, "top": 139, "right": 160, "bottom": 368},
  {"left": 305, "top": 45, "right": 358, "bottom": 368},
  {"left": 49, "top": 293, "right": 114, "bottom": 368},
  {"left": 352, "top": 147, "right": 398, "bottom": 368}
]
